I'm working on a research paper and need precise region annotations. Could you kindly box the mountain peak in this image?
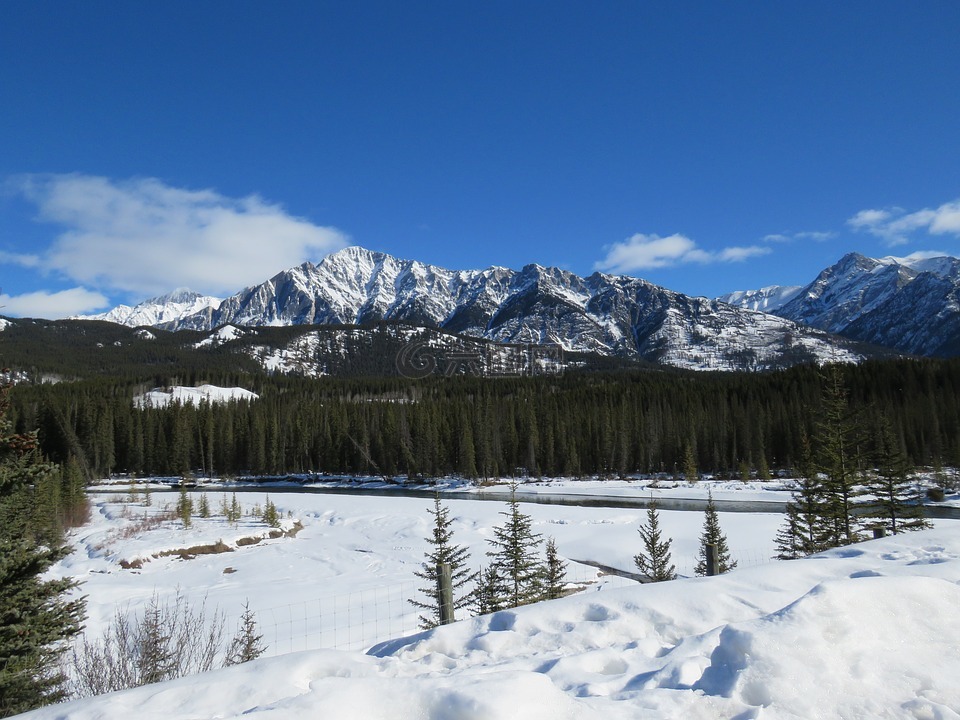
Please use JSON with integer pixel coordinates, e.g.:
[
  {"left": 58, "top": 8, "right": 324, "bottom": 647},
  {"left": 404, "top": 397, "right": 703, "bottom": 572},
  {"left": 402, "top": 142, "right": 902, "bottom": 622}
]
[{"left": 150, "top": 287, "right": 204, "bottom": 304}]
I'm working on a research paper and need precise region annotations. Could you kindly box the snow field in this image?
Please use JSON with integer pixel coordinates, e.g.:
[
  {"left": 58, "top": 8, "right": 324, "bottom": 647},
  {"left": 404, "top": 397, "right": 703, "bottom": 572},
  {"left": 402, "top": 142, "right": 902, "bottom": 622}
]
[
  {"left": 59, "top": 489, "right": 781, "bottom": 653},
  {"left": 27, "top": 488, "right": 960, "bottom": 719}
]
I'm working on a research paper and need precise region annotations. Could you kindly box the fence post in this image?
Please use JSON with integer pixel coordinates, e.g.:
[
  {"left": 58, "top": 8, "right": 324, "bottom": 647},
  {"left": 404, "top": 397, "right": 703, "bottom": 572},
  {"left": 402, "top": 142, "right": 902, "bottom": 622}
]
[
  {"left": 705, "top": 542, "right": 719, "bottom": 577},
  {"left": 438, "top": 562, "right": 454, "bottom": 625}
]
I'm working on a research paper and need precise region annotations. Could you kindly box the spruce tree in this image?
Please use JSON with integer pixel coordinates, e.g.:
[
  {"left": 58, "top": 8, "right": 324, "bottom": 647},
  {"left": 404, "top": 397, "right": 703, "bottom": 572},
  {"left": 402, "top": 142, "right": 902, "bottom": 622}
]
[
  {"left": 864, "top": 416, "right": 931, "bottom": 535},
  {"left": 634, "top": 501, "right": 677, "bottom": 582},
  {"left": 683, "top": 443, "right": 698, "bottom": 484},
  {"left": 262, "top": 496, "right": 280, "bottom": 528},
  {"left": 486, "top": 483, "right": 544, "bottom": 607},
  {"left": 229, "top": 493, "right": 242, "bottom": 525},
  {"left": 135, "top": 595, "right": 175, "bottom": 686},
  {"left": 814, "top": 364, "right": 864, "bottom": 546},
  {"left": 473, "top": 565, "right": 506, "bottom": 615},
  {"left": 409, "top": 496, "right": 476, "bottom": 628},
  {"left": 774, "top": 431, "right": 833, "bottom": 559},
  {"left": 694, "top": 491, "right": 737, "bottom": 575},
  {"left": 176, "top": 485, "right": 193, "bottom": 529},
  {"left": 542, "top": 537, "right": 568, "bottom": 600},
  {"left": 224, "top": 601, "right": 265, "bottom": 665},
  {"left": 0, "top": 384, "right": 84, "bottom": 716},
  {"left": 197, "top": 493, "right": 211, "bottom": 519}
]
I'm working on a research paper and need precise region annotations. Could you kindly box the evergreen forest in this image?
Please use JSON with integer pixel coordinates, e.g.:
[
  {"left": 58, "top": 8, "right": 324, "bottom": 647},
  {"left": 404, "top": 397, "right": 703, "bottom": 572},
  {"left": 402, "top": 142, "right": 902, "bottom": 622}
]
[{"left": 7, "top": 358, "right": 960, "bottom": 482}]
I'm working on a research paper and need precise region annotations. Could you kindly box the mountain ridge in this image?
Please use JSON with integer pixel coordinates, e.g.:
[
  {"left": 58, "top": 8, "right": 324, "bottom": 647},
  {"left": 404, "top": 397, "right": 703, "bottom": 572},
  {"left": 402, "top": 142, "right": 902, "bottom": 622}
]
[{"left": 75, "top": 246, "right": 865, "bottom": 372}]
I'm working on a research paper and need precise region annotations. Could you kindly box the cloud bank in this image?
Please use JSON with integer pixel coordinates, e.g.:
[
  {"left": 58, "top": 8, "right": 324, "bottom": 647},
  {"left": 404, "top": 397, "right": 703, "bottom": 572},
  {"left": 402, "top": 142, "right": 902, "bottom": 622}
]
[
  {"left": 0, "top": 287, "right": 110, "bottom": 318},
  {"left": 847, "top": 199, "right": 960, "bottom": 246},
  {"left": 595, "top": 233, "right": 770, "bottom": 274},
  {"left": 11, "top": 174, "right": 349, "bottom": 298}
]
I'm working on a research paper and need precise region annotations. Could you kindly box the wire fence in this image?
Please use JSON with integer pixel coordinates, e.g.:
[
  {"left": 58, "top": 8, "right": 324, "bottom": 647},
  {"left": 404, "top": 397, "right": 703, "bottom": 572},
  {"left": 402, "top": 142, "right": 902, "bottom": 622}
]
[
  {"left": 252, "top": 582, "right": 420, "bottom": 655},
  {"left": 233, "top": 545, "right": 776, "bottom": 657},
  {"left": 239, "top": 560, "right": 680, "bottom": 657}
]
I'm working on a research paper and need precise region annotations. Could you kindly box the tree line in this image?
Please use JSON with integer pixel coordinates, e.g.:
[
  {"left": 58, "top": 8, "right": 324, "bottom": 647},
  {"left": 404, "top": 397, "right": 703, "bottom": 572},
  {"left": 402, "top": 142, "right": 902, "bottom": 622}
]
[{"left": 8, "top": 358, "right": 960, "bottom": 481}]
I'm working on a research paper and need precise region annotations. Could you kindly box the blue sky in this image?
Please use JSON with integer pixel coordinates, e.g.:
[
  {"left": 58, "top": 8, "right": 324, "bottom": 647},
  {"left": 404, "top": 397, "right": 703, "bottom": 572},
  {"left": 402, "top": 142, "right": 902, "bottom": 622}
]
[{"left": 2, "top": 1, "right": 960, "bottom": 318}]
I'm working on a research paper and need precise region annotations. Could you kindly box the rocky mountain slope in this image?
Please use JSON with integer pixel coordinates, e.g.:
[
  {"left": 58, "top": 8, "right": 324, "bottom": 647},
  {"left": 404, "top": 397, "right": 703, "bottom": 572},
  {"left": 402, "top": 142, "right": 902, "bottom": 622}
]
[
  {"left": 75, "top": 247, "right": 865, "bottom": 372},
  {"left": 722, "top": 252, "right": 960, "bottom": 357}
]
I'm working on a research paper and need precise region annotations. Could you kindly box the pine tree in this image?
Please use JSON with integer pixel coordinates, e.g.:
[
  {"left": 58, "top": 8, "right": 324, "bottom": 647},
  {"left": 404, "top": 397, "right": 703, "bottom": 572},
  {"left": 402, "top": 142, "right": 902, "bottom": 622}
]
[
  {"left": 634, "top": 501, "right": 677, "bottom": 582},
  {"left": 814, "top": 364, "right": 864, "bottom": 546},
  {"left": 229, "top": 493, "right": 242, "bottom": 525},
  {"left": 409, "top": 496, "right": 476, "bottom": 628},
  {"left": 683, "top": 442, "right": 698, "bottom": 484},
  {"left": 864, "top": 416, "right": 931, "bottom": 535},
  {"left": 474, "top": 565, "right": 506, "bottom": 615},
  {"left": 262, "top": 496, "right": 279, "bottom": 528},
  {"left": 0, "top": 384, "right": 84, "bottom": 715},
  {"left": 224, "top": 601, "right": 265, "bottom": 665},
  {"left": 774, "top": 431, "right": 833, "bottom": 559},
  {"left": 135, "top": 595, "right": 176, "bottom": 686},
  {"left": 486, "top": 483, "right": 544, "bottom": 607},
  {"left": 176, "top": 484, "right": 193, "bottom": 529},
  {"left": 542, "top": 537, "right": 568, "bottom": 600},
  {"left": 694, "top": 491, "right": 737, "bottom": 576},
  {"left": 197, "top": 493, "right": 211, "bottom": 519}
]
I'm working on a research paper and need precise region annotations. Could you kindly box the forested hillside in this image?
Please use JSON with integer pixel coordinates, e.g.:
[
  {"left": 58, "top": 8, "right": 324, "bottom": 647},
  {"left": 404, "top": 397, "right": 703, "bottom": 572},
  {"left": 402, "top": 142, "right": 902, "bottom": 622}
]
[{"left": 8, "top": 360, "right": 960, "bottom": 481}]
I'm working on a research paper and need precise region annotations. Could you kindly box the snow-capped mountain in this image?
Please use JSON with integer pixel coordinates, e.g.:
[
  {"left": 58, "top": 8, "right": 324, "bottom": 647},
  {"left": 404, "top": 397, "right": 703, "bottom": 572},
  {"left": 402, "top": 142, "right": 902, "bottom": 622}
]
[
  {"left": 80, "top": 247, "right": 866, "bottom": 371},
  {"left": 722, "top": 252, "right": 960, "bottom": 357},
  {"left": 77, "top": 288, "right": 222, "bottom": 328}
]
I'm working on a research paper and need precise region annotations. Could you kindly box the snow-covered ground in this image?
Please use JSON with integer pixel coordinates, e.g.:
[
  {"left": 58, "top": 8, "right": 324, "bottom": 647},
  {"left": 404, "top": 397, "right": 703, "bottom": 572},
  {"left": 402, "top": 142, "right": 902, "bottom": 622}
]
[
  {"left": 132, "top": 384, "right": 259, "bottom": 408},
  {"left": 22, "top": 485, "right": 960, "bottom": 719}
]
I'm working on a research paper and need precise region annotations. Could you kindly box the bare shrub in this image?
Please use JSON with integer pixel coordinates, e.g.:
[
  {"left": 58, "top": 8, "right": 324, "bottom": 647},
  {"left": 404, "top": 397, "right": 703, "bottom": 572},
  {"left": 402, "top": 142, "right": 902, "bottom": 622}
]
[{"left": 70, "top": 591, "right": 264, "bottom": 698}]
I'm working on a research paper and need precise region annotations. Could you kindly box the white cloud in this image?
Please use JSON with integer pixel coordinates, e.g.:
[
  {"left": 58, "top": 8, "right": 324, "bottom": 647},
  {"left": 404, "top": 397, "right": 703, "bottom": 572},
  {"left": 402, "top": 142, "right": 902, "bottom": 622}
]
[
  {"left": 794, "top": 231, "right": 835, "bottom": 242},
  {"left": 763, "top": 233, "right": 792, "bottom": 244},
  {"left": 716, "top": 246, "right": 771, "bottom": 262},
  {"left": 929, "top": 201, "right": 960, "bottom": 235},
  {"left": 0, "top": 250, "right": 41, "bottom": 268},
  {"left": 14, "top": 174, "right": 349, "bottom": 297},
  {"left": 847, "top": 199, "right": 960, "bottom": 246},
  {"left": 848, "top": 208, "right": 895, "bottom": 231},
  {"left": 0, "top": 287, "right": 109, "bottom": 319},
  {"left": 763, "top": 230, "right": 834, "bottom": 244},
  {"left": 595, "top": 233, "right": 770, "bottom": 274}
]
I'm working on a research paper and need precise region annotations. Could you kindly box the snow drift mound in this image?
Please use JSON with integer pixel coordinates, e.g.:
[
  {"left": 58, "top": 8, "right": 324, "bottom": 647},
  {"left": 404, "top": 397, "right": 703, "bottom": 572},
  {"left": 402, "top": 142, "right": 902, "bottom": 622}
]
[{"left": 696, "top": 575, "right": 960, "bottom": 718}]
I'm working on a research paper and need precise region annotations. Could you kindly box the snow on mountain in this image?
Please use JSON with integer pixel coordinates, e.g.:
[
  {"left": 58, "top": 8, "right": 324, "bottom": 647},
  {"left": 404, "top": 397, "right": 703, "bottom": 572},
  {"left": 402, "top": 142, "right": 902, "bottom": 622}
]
[
  {"left": 775, "top": 252, "right": 917, "bottom": 334},
  {"left": 722, "top": 252, "right": 960, "bottom": 357},
  {"left": 194, "top": 324, "right": 247, "bottom": 348},
  {"left": 0, "top": 318, "right": 10, "bottom": 332},
  {"left": 717, "top": 285, "right": 802, "bottom": 313},
  {"left": 133, "top": 384, "right": 258, "bottom": 408},
  {"left": 20, "top": 487, "right": 960, "bottom": 720},
  {"left": 884, "top": 253, "right": 960, "bottom": 278},
  {"left": 88, "top": 246, "right": 863, "bottom": 372},
  {"left": 76, "top": 288, "right": 222, "bottom": 327}
]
